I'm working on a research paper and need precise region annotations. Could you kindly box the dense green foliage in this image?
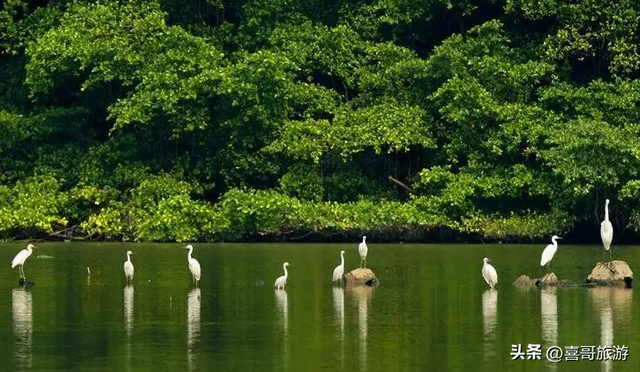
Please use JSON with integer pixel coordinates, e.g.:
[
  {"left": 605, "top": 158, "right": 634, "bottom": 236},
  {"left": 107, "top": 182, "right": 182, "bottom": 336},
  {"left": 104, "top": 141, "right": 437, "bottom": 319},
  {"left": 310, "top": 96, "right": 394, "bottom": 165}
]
[{"left": 2, "top": 0, "right": 640, "bottom": 242}]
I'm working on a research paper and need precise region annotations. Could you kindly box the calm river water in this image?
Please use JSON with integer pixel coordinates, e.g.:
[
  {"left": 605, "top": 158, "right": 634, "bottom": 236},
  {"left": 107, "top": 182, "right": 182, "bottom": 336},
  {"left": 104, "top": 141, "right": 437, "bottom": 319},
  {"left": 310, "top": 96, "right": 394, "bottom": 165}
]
[{"left": 0, "top": 242, "right": 638, "bottom": 371}]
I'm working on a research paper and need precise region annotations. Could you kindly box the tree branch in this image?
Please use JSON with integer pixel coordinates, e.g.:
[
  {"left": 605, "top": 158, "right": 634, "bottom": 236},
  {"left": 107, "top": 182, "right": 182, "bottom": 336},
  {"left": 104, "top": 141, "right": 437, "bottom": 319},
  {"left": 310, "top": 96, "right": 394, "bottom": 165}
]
[{"left": 388, "top": 175, "right": 413, "bottom": 194}]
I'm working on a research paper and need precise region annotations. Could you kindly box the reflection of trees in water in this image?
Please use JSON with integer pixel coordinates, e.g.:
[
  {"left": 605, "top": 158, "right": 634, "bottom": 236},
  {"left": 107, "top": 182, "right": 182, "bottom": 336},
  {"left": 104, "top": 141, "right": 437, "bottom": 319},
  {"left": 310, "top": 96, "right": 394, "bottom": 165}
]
[
  {"left": 187, "top": 288, "right": 201, "bottom": 372},
  {"left": 349, "top": 286, "right": 374, "bottom": 372},
  {"left": 482, "top": 290, "right": 497, "bottom": 363},
  {"left": 13, "top": 288, "right": 33, "bottom": 370}
]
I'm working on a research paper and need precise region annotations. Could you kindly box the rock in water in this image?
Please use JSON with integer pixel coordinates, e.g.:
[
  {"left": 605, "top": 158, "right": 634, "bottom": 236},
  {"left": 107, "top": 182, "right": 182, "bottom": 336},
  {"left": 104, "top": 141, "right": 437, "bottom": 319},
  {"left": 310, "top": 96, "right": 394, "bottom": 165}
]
[
  {"left": 587, "top": 260, "right": 633, "bottom": 287},
  {"left": 537, "top": 273, "right": 558, "bottom": 286},
  {"left": 513, "top": 273, "right": 575, "bottom": 288},
  {"left": 345, "top": 268, "right": 379, "bottom": 287},
  {"left": 513, "top": 275, "right": 537, "bottom": 287}
]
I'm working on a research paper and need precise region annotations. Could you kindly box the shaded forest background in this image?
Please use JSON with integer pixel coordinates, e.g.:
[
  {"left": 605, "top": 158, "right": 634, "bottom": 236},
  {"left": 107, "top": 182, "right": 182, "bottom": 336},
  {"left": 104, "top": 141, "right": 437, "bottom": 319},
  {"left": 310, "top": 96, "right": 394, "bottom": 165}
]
[{"left": 1, "top": 0, "right": 640, "bottom": 243}]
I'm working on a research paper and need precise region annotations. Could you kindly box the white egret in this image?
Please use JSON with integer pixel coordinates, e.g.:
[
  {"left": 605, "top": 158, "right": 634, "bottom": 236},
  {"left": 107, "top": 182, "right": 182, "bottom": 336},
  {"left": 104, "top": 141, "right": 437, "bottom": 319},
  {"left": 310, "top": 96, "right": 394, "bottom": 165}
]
[
  {"left": 600, "top": 199, "right": 613, "bottom": 261},
  {"left": 11, "top": 244, "right": 35, "bottom": 278},
  {"left": 481, "top": 257, "right": 498, "bottom": 289},
  {"left": 123, "top": 250, "right": 134, "bottom": 283},
  {"left": 274, "top": 262, "right": 290, "bottom": 290},
  {"left": 184, "top": 244, "right": 201, "bottom": 285},
  {"left": 540, "top": 235, "right": 562, "bottom": 273},
  {"left": 332, "top": 250, "right": 345, "bottom": 283},
  {"left": 358, "top": 236, "right": 368, "bottom": 268}
]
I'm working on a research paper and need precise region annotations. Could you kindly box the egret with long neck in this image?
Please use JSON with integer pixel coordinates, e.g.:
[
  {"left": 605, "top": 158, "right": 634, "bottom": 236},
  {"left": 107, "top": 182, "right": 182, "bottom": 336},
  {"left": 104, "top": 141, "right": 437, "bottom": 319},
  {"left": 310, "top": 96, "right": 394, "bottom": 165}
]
[
  {"left": 274, "top": 262, "right": 290, "bottom": 290},
  {"left": 185, "top": 244, "right": 201, "bottom": 286},
  {"left": 481, "top": 257, "right": 498, "bottom": 289},
  {"left": 540, "top": 235, "right": 562, "bottom": 273},
  {"left": 332, "top": 250, "right": 345, "bottom": 284},
  {"left": 600, "top": 199, "right": 613, "bottom": 261},
  {"left": 11, "top": 244, "right": 35, "bottom": 278},
  {"left": 358, "top": 236, "right": 368, "bottom": 268},
  {"left": 123, "top": 250, "right": 134, "bottom": 283}
]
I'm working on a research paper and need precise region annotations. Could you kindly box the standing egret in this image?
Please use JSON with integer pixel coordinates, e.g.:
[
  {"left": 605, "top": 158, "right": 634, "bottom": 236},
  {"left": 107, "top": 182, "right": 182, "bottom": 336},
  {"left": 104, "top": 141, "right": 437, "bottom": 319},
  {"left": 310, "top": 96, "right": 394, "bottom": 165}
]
[
  {"left": 184, "top": 244, "right": 201, "bottom": 286},
  {"left": 123, "top": 251, "right": 134, "bottom": 283},
  {"left": 358, "top": 236, "right": 368, "bottom": 268},
  {"left": 540, "top": 235, "right": 562, "bottom": 273},
  {"left": 600, "top": 199, "right": 613, "bottom": 261},
  {"left": 274, "top": 262, "right": 290, "bottom": 290},
  {"left": 11, "top": 244, "right": 35, "bottom": 278},
  {"left": 481, "top": 257, "right": 498, "bottom": 289},
  {"left": 332, "top": 250, "right": 346, "bottom": 284}
]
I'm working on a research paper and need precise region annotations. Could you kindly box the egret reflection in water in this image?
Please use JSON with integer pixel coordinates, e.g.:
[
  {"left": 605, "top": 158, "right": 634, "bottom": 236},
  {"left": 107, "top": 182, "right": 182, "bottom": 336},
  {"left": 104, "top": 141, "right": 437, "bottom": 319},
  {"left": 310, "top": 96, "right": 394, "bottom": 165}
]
[
  {"left": 333, "top": 286, "right": 345, "bottom": 337},
  {"left": 124, "top": 285, "right": 134, "bottom": 333},
  {"left": 590, "top": 287, "right": 617, "bottom": 372},
  {"left": 482, "top": 290, "right": 498, "bottom": 362},
  {"left": 275, "top": 289, "right": 289, "bottom": 334},
  {"left": 540, "top": 288, "right": 558, "bottom": 371},
  {"left": 187, "top": 287, "right": 201, "bottom": 371},
  {"left": 275, "top": 289, "right": 289, "bottom": 371},
  {"left": 350, "top": 285, "right": 373, "bottom": 372},
  {"left": 540, "top": 288, "right": 558, "bottom": 344},
  {"left": 13, "top": 288, "right": 33, "bottom": 370},
  {"left": 333, "top": 286, "right": 345, "bottom": 369},
  {"left": 599, "top": 287, "right": 632, "bottom": 372},
  {"left": 600, "top": 302, "right": 613, "bottom": 372},
  {"left": 124, "top": 285, "right": 134, "bottom": 372}
]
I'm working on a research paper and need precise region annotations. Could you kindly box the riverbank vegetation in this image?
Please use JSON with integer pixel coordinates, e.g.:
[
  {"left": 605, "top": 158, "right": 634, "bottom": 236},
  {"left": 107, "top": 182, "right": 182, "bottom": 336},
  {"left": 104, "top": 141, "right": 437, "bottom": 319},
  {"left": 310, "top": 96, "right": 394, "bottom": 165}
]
[{"left": 1, "top": 0, "right": 640, "bottom": 242}]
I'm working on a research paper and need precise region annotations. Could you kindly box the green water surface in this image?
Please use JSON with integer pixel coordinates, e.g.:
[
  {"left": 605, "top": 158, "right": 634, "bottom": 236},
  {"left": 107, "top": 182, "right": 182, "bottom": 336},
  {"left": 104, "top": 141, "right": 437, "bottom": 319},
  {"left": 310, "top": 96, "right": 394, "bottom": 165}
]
[{"left": 0, "top": 242, "right": 637, "bottom": 371}]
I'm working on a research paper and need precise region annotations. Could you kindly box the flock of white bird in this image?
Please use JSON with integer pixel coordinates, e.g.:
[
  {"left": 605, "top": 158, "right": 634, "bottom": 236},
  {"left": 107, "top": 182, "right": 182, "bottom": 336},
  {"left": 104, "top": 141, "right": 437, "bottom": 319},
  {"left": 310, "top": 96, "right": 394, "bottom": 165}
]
[
  {"left": 481, "top": 198, "right": 615, "bottom": 289},
  {"left": 11, "top": 243, "right": 204, "bottom": 285},
  {"left": 10, "top": 199, "right": 614, "bottom": 291},
  {"left": 277, "top": 236, "right": 369, "bottom": 290},
  {"left": 9, "top": 236, "right": 370, "bottom": 290}
]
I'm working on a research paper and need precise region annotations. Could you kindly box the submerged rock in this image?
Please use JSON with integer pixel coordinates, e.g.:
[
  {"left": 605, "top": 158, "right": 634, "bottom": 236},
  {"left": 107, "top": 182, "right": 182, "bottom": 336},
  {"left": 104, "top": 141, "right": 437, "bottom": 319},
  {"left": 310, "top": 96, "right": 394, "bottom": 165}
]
[
  {"left": 345, "top": 268, "right": 379, "bottom": 287},
  {"left": 587, "top": 260, "right": 633, "bottom": 288},
  {"left": 513, "top": 273, "right": 584, "bottom": 288}
]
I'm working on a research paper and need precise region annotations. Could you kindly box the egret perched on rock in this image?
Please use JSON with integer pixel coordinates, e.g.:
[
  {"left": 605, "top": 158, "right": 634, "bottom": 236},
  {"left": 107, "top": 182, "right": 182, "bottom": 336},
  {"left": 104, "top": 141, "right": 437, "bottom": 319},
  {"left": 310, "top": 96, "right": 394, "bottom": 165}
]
[
  {"left": 123, "top": 250, "right": 134, "bottom": 283},
  {"left": 601, "top": 199, "right": 613, "bottom": 260},
  {"left": 540, "top": 235, "right": 562, "bottom": 273},
  {"left": 332, "top": 250, "right": 345, "bottom": 284},
  {"left": 482, "top": 257, "right": 498, "bottom": 289},
  {"left": 274, "top": 262, "right": 290, "bottom": 290},
  {"left": 184, "top": 244, "right": 201, "bottom": 286},
  {"left": 11, "top": 244, "right": 35, "bottom": 278},
  {"left": 358, "top": 236, "right": 368, "bottom": 268}
]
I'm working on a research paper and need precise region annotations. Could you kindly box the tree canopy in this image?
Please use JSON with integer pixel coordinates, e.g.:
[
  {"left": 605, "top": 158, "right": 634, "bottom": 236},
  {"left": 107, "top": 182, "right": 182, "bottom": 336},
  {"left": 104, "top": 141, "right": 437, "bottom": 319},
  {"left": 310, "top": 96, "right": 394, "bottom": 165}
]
[{"left": 1, "top": 0, "right": 640, "bottom": 242}]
